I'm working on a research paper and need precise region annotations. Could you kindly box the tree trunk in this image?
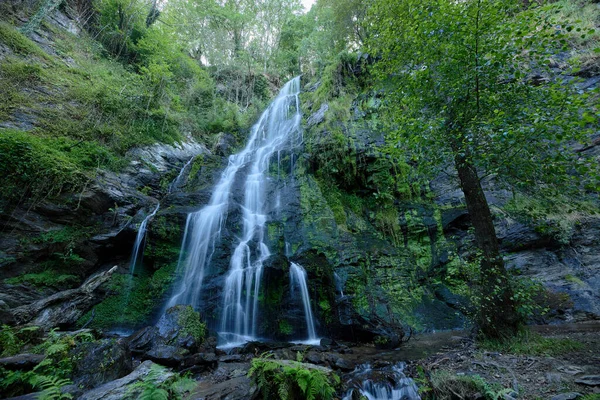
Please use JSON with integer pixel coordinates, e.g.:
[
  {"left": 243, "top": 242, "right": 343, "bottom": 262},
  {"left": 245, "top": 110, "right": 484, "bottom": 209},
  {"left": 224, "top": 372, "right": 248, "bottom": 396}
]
[{"left": 452, "top": 146, "right": 521, "bottom": 339}]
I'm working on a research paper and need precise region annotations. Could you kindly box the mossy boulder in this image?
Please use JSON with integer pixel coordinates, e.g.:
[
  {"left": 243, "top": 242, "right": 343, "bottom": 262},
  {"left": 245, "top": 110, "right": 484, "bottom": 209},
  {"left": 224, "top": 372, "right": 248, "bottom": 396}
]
[{"left": 128, "top": 305, "right": 208, "bottom": 369}]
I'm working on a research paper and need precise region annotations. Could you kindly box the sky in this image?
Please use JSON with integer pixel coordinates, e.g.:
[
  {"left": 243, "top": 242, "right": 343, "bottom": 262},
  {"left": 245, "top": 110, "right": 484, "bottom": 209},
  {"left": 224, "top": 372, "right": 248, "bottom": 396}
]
[{"left": 301, "top": 0, "right": 315, "bottom": 12}]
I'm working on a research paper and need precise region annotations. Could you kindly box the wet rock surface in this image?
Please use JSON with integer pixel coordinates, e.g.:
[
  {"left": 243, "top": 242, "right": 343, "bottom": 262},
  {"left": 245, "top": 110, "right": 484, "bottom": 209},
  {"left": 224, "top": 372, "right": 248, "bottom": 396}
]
[
  {"left": 71, "top": 338, "right": 132, "bottom": 389},
  {"left": 79, "top": 360, "right": 175, "bottom": 400}
]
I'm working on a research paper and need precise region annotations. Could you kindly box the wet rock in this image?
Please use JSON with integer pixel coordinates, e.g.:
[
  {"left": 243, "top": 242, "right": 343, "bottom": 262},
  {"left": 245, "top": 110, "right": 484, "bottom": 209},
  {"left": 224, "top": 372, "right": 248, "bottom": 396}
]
[
  {"left": 305, "top": 352, "right": 325, "bottom": 365},
  {"left": 71, "top": 339, "right": 132, "bottom": 389},
  {"left": 214, "top": 133, "right": 237, "bottom": 157},
  {"left": 551, "top": 393, "right": 582, "bottom": 400},
  {"left": 307, "top": 103, "right": 329, "bottom": 127},
  {"left": 0, "top": 354, "right": 45, "bottom": 370},
  {"left": 219, "top": 354, "right": 245, "bottom": 363},
  {"left": 127, "top": 326, "right": 161, "bottom": 355},
  {"left": 239, "top": 341, "right": 293, "bottom": 354},
  {"left": 127, "top": 306, "right": 206, "bottom": 368},
  {"left": 79, "top": 361, "right": 174, "bottom": 400},
  {"left": 320, "top": 337, "right": 334, "bottom": 346},
  {"left": 155, "top": 305, "right": 203, "bottom": 351},
  {"left": 191, "top": 375, "right": 256, "bottom": 400},
  {"left": 145, "top": 344, "right": 188, "bottom": 368},
  {"left": 575, "top": 375, "right": 600, "bottom": 386},
  {"left": 182, "top": 352, "right": 218, "bottom": 370},
  {"left": 9, "top": 266, "right": 118, "bottom": 329},
  {"left": 334, "top": 357, "right": 355, "bottom": 371}
]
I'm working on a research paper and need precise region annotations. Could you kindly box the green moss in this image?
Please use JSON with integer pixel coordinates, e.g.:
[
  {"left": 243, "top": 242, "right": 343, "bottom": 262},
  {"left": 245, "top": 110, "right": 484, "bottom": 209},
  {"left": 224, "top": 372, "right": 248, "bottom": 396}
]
[
  {"left": 316, "top": 178, "right": 347, "bottom": 229},
  {"left": 564, "top": 274, "right": 585, "bottom": 286},
  {"left": 0, "top": 128, "right": 88, "bottom": 204},
  {"left": 5, "top": 271, "right": 79, "bottom": 289},
  {"left": 177, "top": 305, "right": 206, "bottom": 344},
  {"left": 479, "top": 329, "right": 583, "bottom": 356},
  {"left": 278, "top": 319, "right": 293, "bottom": 336},
  {"left": 0, "top": 21, "right": 52, "bottom": 61},
  {"left": 78, "top": 262, "right": 177, "bottom": 329},
  {"left": 505, "top": 193, "right": 598, "bottom": 245}
]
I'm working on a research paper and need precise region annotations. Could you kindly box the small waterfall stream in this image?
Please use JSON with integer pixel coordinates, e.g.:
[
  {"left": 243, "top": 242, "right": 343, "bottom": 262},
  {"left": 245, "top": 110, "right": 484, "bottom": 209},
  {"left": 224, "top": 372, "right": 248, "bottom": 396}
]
[
  {"left": 343, "top": 363, "right": 421, "bottom": 400},
  {"left": 169, "top": 156, "right": 195, "bottom": 193},
  {"left": 129, "top": 203, "right": 160, "bottom": 274},
  {"left": 166, "top": 77, "right": 307, "bottom": 347},
  {"left": 290, "top": 262, "right": 319, "bottom": 344}
]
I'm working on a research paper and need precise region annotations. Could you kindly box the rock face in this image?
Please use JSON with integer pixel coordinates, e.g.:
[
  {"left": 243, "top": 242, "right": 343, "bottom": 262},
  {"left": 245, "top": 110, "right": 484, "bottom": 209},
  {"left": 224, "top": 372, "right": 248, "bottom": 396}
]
[
  {"left": 9, "top": 266, "right": 118, "bottom": 329},
  {"left": 0, "top": 134, "right": 209, "bottom": 328},
  {"left": 71, "top": 338, "right": 132, "bottom": 389}
]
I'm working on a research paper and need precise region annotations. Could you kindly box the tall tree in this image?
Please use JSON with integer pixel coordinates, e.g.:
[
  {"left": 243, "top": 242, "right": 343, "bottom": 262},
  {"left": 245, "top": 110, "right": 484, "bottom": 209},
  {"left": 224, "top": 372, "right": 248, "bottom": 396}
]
[{"left": 367, "top": 0, "right": 594, "bottom": 338}]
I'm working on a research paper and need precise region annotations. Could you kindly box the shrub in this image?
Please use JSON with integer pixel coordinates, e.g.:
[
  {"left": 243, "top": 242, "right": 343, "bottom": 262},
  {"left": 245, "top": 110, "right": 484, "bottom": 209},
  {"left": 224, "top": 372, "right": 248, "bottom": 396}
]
[{"left": 249, "top": 357, "right": 339, "bottom": 400}]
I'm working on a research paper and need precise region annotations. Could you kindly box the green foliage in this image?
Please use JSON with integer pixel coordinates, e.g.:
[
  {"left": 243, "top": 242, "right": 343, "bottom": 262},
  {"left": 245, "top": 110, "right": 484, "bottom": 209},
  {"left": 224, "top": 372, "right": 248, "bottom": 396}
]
[
  {"left": 581, "top": 395, "right": 600, "bottom": 400},
  {"left": 131, "top": 363, "right": 197, "bottom": 400},
  {"left": 249, "top": 357, "right": 339, "bottom": 400},
  {"left": 0, "top": 21, "right": 52, "bottom": 60},
  {"left": 0, "top": 329, "right": 93, "bottom": 398},
  {"left": 5, "top": 271, "right": 80, "bottom": 289},
  {"left": 1, "top": 325, "right": 26, "bottom": 357},
  {"left": 77, "top": 263, "right": 177, "bottom": 329},
  {"left": 479, "top": 329, "right": 583, "bottom": 356},
  {"left": 429, "top": 371, "right": 511, "bottom": 400},
  {"left": 505, "top": 193, "right": 598, "bottom": 245},
  {"left": 278, "top": 319, "right": 294, "bottom": 336},
  {"left": 33, "top": 375, "right": 74, "bottom": 400},
  {"left": 0, "top": 13, "right": 262, "bottom": 207},
  {"left": 0, "top": 129, "right": 87, "bottom": 205},
  {"left": 177, "top": 305, "right": 206, "bottom": 344}
]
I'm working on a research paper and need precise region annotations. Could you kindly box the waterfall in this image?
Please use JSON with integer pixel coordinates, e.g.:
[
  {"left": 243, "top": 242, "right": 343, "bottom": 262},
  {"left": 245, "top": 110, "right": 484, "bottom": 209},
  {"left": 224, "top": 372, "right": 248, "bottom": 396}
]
[
  {"left": 129, "top": 203, "right": 160, "bottom": 274},
  {"left": 167, "top": 78, "right": 303, "bottom": 346},
  {"left": 290, "top": 262, "right": 319, "bottom": 344},
  {"left": 169, "top": 156, "right": 195, "bottom": 193},
  {"left": 334, "top": 272, "right": 345, "bottom": 297},
  {"left": 343, "top": 363, "right": 421, "bottom": 400},
  {"left": 129, "top": 154, "right": 197, "bottom": 277},
  {"left": 219, "top": 77, "right": 302, "bottom": 347}
]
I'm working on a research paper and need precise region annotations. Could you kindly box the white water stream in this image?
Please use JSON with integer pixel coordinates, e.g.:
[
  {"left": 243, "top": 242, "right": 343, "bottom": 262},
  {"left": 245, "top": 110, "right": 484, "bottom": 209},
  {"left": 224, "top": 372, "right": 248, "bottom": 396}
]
[
  {"left": 290, "top": 262, "right": 319, "bottom": 345},
  {"left": 166, "top": 77, "right": 314, "bottom": 347},
  {"left": 129, "top": 203, "right": 160, "bottom": 274}
]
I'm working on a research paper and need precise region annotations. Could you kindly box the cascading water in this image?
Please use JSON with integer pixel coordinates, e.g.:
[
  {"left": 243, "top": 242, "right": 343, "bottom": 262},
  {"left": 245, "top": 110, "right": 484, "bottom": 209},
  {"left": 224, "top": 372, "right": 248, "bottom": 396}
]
[
  {"left": 343, "top": 363, "right": 421, "bottom": 400},
  {"left": 129, "top": 203, "right": 160, "bottom": 274},
  {"left": 166, "top": 78, "right": 304, "bottom": 347},
  {"left": 219, "top": 77, "right": 302, "bottom": 347},
  {"left": 290, "top": 262, "right": 319, "bottom": 344},
  {"left": 169, "top": 156, "right": 195, "bottom": 193}
]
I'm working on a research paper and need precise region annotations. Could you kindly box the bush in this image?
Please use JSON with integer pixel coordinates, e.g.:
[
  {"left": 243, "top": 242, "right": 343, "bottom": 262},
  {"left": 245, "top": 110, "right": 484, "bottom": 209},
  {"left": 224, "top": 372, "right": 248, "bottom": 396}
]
[
  {"left": 249, "top": 357, "right": 339, "bottom": 400},
  {"left": 0, "top": 129, "right": 87, "bottom": 205}
]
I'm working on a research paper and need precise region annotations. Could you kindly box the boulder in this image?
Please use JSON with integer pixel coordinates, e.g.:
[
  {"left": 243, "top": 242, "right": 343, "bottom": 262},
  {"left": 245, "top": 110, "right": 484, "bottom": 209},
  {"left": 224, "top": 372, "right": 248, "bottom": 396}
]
[
  {"left": 79, "top": 361, "right": 174, "bottom": 400},
  {"left": 145, "top": 344, "right": 187, "bottom": 368},
  {"left": 127, "top": 305, "right": 206, "bottom": 369},
  {"left": 155, "top": 305, "right": 204, "bottom": 351},
  {"left": 0, "top": 354, "right": 45, "bottom": 370},
  {"left": 71, "top": 339, "right": 132, "bottom": 389}
]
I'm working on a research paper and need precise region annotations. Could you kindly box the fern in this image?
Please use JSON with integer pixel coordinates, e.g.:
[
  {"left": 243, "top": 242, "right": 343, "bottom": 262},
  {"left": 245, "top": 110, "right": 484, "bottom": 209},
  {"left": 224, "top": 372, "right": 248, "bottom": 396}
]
[
  {"left": 32, "top": 375, "right": 73, "bottom": 400},
  {"left": 139, "top": 386, "right": 169, "bottom": 400},
  {"left": 249, "top": 357, "right": 338, "bottom": 400}
]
